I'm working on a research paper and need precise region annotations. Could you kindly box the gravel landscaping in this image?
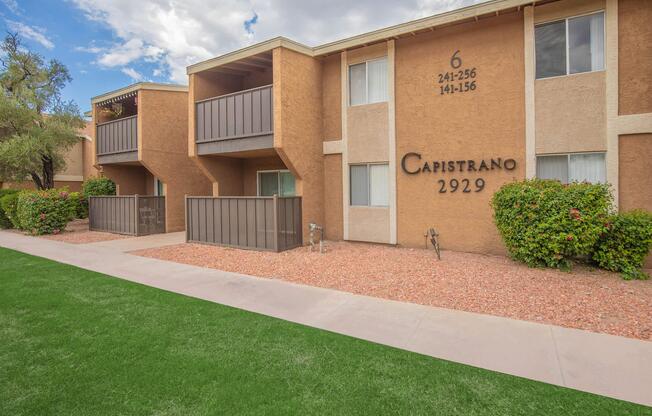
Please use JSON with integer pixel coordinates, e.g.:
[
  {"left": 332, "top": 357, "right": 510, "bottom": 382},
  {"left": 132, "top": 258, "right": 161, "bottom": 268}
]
[
  {"left": 134, "top": 241, "right": 652, "bottom": 341},
  {"left": 39, "top": 219, "right": 129, "bottom": 244}
]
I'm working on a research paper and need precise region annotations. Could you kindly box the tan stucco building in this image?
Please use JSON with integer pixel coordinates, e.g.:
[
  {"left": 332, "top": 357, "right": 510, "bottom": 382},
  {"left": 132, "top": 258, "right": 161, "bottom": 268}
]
[
  {"left": 1, "top": 120, "right": 99, "bottom": 192},
  {"left": 185, "top": 0, "right": 651, "bottom": 264},
  {"left": 90, "top": 83, "right": 212, "bottom": 232}
]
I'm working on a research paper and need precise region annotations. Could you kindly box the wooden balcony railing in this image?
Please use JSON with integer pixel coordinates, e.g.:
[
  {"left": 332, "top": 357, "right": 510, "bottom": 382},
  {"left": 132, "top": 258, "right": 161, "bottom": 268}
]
[
  {"left": 96, "top": 115, "right": 138, "bottom": 156},
  {"left": 195, "top": 84, "right": 273, "bottom": 144}
]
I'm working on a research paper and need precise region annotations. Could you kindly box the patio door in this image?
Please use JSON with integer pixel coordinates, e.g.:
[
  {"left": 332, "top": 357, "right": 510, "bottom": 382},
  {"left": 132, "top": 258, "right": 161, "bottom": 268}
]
[{"left": 258, "top": 170, "right": 295, "bottom": 196}]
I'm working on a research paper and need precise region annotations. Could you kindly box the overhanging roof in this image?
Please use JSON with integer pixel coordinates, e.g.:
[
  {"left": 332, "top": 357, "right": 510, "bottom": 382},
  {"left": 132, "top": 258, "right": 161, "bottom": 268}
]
[
  {"left": 187, "top": 0, "right": 549, "bottom": 74},
  {"left": 91, "top": 82, "right": 188, "bottom": 105}
]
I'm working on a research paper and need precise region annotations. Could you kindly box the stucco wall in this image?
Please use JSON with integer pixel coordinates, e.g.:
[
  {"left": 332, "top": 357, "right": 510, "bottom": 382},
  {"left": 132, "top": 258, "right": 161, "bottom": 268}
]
[
  {"left": 273, "top": 47, "right": 325, "bottom": 238},
  {"left": 347, "top": 102, "right": 389, "bottom": 164},
  {"left": 535, "top": 71, "right": 606, "bottom": 154},
  {"left": 102, "top": 164, "right": 148, "bottom": 195},
  {"left": 59, "top": 140, "right": 84, "bottom": 177},
  {"left": 322, "top": 154, "right": 343, "bottom": 240},
  {"left": 322, "top": 54, "right": 341, "bottom": 141},
  {"left": 618, "top": 0, "right": 652, "bottom": 116},
  {"left": 618, "top": 134, "right": 652, "bottom": 268},
  {"left": 395, "top": 12, "right": 525, "bottom": 253},
  {"left": 139, "top": 89, "right": 213, "bottom": 232}
]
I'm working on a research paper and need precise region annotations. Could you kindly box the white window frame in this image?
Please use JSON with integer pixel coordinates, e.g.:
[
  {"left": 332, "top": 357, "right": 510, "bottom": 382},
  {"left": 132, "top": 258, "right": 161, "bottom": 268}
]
[
  {"left": 535, "top": 10, "right": 605, "bottom": 80},
  {"left": 348, "top": 57, "right": 388, "bottom": 107},
  {"left": 256, "top": 169, "right": 295, "bottom": 197},
  {"left": 154, "top": 177, "right": 164, "bottom": 196},
  {"left": 536, "top": 151, "right": 606, "bottom": 183},
  {"left": 349, "top": 162, "right": 389, "bottom": 207}
]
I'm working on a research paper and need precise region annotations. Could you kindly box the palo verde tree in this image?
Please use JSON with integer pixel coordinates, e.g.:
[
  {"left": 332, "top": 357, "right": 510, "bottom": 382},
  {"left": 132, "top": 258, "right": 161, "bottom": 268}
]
[{"left": 0, "top": 33, "right": 84, "bottom": 190}]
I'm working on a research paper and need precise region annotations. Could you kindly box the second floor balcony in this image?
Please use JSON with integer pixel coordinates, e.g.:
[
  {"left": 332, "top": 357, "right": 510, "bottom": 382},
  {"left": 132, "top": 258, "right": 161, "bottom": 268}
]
[
  {"left": 96, "top": 115, "right": 138, "bottom": 164},
  {"left": 195, "top": 84, "right": 273, "bottom": 156}
]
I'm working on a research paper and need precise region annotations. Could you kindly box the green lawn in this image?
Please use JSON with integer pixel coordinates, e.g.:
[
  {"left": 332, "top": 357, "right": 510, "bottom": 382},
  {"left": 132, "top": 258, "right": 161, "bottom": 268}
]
[{"left": 0, "top": 248, "right": 649, "bottom": 415}]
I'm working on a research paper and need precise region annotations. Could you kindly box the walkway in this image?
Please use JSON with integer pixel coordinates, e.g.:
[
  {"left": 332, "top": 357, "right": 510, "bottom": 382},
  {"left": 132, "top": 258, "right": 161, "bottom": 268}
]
[
  {"left": 1, "top": 230, "right": 650, "bottom": 406},
  {"left": 84, "top": 231, "right": 186, "bottom": 251}
]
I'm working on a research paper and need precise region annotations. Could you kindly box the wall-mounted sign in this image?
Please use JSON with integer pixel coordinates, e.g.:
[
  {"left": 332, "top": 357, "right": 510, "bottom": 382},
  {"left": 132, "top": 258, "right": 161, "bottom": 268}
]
[
  {"left": 437, "top": 50, "right": 477, "bottom": 95},
  {"left": 400, "top": 152, "right": 517, "bottom": 194}
]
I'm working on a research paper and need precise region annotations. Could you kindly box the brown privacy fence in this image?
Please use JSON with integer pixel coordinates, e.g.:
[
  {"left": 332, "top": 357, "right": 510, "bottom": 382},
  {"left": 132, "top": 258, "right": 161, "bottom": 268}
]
[
  {"left": 186, "top": 196, "right": 302, "bottom": 252},
  {"left": 88, "top": 195, "right": 165, "bottom": 236}
]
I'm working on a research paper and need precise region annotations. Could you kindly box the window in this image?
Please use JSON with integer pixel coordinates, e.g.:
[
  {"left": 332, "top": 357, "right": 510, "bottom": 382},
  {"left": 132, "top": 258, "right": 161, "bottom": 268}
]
[
  {"left": 536, "top": 153, "right": 606, "bottom": 183},
  {"left": 535, "top": 11, "right": 604, "bottom": 79},
  {"left": 350, "top": 163, "right": 389, "bottom": 206},
  {"left": 257, "top": 170, "right": 295, "bottom": 197},
  {"left": 349, "top": 57, "right": 388, "bottom": 106},
  {"left": 154, "top": 178, "right": 164, "bottom": 196}
]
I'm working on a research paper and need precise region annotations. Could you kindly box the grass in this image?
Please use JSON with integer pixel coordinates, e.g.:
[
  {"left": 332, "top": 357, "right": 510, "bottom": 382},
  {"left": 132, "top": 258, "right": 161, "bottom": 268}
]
[{"left": 0, "top": 248, "right": 649, "bottom": 415}]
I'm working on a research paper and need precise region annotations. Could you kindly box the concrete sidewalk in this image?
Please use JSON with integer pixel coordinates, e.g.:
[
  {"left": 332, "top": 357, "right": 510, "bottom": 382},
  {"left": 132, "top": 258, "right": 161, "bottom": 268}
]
[
  {"left": 1, "top": 230, "right": 650, "bottom": 406},
  {"left": 84, "top": 231, "right": 186, "bottom": 252}
]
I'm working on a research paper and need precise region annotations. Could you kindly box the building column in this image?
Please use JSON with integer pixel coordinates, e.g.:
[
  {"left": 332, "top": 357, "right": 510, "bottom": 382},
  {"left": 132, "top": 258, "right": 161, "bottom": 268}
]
[{"left": 524, "top": 6, "right": 536, "bottom": 179}]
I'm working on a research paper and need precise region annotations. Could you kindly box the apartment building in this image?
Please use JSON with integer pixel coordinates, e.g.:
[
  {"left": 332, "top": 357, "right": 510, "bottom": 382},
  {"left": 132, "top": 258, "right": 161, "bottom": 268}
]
[
  {"left": 91, "top": 83, "right": 212, "bottom": 233},
  {"left": 185, "top": 0, "right": 650, "bottom": 258}
]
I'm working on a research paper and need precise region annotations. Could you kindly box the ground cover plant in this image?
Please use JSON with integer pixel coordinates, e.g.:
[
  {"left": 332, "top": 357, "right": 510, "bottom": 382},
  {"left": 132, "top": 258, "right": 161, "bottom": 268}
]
[{"left": 0, "top": 248, "right": 648, "bottom": 415}]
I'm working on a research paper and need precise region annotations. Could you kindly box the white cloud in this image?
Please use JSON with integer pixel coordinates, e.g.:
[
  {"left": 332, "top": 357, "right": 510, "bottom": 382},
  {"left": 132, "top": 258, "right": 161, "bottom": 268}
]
[
  {"left": 6, "top": 20, "right": 54, "bottom": 49},
  {"left": 121, "top": 67, "right": 144, "bottom": 81},
  {"left": 71, "top": 0, "right": 485, "bottom": 83},
  {"left": 1, "top": 0, "right": 20, "bottom": 14}
]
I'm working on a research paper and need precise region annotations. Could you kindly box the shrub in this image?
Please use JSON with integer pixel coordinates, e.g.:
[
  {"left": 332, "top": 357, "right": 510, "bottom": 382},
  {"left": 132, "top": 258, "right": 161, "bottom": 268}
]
[
  {"left": 0, "top": 191, "right": 22, "bottom": 229},
  {"left": 16, "top": 189, "right": 76, "bottom": 235},
  {"left": 0, "top": 189, "right": 19, "bottom": 228},
  {"left": 492, "top": 179, "right": 612, "bottom": 270},
  {"left": 82, "top": 177, "right": 116, "bottom": 197},
  {"left": 593, "top": 210, "right": 652, "bottom": 280},
  {"left": 69, "top": 191, "right": 88, "bottom": 219}
]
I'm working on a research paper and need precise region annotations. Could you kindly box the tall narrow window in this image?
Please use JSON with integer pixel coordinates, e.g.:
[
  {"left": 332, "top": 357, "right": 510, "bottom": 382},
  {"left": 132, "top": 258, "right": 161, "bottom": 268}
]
[
  {"left": 350, "top": 163, "right": 389, "bottom": 207},
  {"left": 568, "top": 12, "right": 604, "bottom": 74},
  {"left": 535, "top": 11, "right": 604, "bottom": 79},
  {"left": 349, "top": 57, "right": 388, "bottom": 106}
]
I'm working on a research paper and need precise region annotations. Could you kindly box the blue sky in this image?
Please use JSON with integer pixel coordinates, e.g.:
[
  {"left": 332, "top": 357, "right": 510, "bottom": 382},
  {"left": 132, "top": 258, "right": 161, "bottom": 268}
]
[
  {"left": 0, "top": 0, "right": 173, "bottom": 112},
  {"left": 1, "top": 0, "right": 479, "bottom": 113}
]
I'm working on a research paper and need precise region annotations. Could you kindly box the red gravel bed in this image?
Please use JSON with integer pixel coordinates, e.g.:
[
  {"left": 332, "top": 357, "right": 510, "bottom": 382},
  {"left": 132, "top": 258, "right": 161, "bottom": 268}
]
[
  {"left": 39, "top": 219, "right": 130, "bottom": 244},
  {"left": 133, "top": 242, "right": 652, "bottom": 341}
]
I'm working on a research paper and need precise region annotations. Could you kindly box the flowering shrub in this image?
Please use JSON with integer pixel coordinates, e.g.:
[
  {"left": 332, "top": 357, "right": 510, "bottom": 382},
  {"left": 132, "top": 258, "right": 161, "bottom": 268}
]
[
  {"left": 0, "top": 189, "right": 19, "bottom": 228},
  {"left": 593, "top": 210, "right": 652, "bottom": 280},
  {"left": 491, "top": 179, "right": 612, "bottom": 270},
  {"left": 0, "top": 191, "right": 21, "bottom": 228},
  {"left": 16, "top": 189, "right": 76, "bottom": 235},
  {"left": 69, "top": 191, "right": 88, "bottom": 219}
]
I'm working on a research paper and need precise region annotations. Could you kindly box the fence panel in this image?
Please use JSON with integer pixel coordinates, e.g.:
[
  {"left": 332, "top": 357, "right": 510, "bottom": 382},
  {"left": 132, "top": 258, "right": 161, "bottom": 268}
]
[
  {"left": 186, "top": 196, "right": 302, "bottom": 252},
  {"left": 89, "top": 195, "right": 165, "bottom": 236}
]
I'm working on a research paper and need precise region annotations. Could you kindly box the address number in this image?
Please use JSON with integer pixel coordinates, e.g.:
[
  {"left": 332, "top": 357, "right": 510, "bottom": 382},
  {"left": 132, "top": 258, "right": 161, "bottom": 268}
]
[{"left": 438, "top": 178, "right": 485, "bottom": 193}]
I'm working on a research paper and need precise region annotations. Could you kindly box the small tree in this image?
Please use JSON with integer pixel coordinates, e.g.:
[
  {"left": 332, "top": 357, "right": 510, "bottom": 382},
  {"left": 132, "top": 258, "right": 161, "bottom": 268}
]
[{"left": 0, "top": 33, "right": 84, "bottom": 190}]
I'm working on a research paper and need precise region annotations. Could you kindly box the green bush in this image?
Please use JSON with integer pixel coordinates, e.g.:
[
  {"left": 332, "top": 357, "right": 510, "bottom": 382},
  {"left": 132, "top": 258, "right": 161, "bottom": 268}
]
[
  {"left": 0, "top": 189, "right": 19, "bottom": 228},
  {"left": 82, "top": 177, "right": 116, "bottom": 197},
  {"left": 593, "top": 210, "right": 652, "bottom": 280},
  {"left": 16, "top": 189, "right": 76, "bottom": 235},
  {"left": 492, "top": 179, "right": 612, "bottom": 270},
  {"left": 0, "top": 191, "right": 22, "bottom": 229},
  {"left": 69, "top": 191, "right": 88, "bottom": 219}
]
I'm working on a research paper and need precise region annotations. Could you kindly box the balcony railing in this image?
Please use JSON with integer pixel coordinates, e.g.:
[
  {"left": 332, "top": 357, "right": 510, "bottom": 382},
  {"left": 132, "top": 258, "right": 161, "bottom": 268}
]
[
  {"left": 186, "top": 195, "right": 302, "bottom": 252},
  {"left": 195, "top": 84, "right": 273, "bottom": 144},
  {"left": 96, "top": 115, "right": 138, "bottom": 156}
]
